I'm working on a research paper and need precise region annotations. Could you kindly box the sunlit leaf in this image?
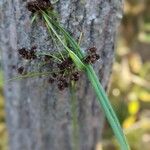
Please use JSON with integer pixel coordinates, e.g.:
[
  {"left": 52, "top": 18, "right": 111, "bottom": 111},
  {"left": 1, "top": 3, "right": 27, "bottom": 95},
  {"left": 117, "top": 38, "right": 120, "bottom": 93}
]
[
  {"left": 128, "top": 100, "right": 140, "bottom": 115},
  {"left": 123, "top": 116, "right": 137, "bottom": 129},
  {"left": 139, "top": 91, "right": 150, "bottom": 102}
]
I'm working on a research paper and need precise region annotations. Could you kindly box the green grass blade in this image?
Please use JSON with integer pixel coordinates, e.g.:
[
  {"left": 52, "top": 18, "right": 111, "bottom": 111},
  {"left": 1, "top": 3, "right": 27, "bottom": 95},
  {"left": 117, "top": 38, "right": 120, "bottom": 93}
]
[
  {"left": 42, "top": 12, "right": 85, "bottom": 70},
  {"left": 31, "top": 13, "right": 38, "bottom": 24},
  {"left": 36, "top": 51, "right": 62, "bottom": 62},
  {"left": 42, "top": 12, "right": 83, "bottom": 58},
  {"left": 7, "top": 71, "right": 52, "bottom": 82},
  {"left": 69, "top": 51, "right": 85, "bottom": 70},
  {"left": 86, "top": 65, "right": 130, "bottom": 150}
]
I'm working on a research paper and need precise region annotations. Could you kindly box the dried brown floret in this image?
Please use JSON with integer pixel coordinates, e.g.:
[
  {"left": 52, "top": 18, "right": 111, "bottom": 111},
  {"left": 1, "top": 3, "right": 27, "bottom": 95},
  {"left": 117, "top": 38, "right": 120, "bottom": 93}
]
[
  {"left": 31, "top": 45, "right": 37, "bottom": 50},
  {"left": 70, "top": 72, "right": 80, "bottom": 81},
  {"left": 52, "top": 73, "right": 57, "bottom": 78},
  {"left": 48, "top": 77, "right": 55, "bottom": 84},
  {"left": 57, "top": 77, "right": 68, "bottom": 90},
  {"left": 84, "top": 55, "right": 91, "bottom": 64},
  {"left": 57, "top": 57, "right": 73, "bottom": 70},
  {"left": 84, "top": 47, "right": 100, "bottom": 64},
  {"left": 17, "top": 66, "right": 24, "bottom": 74},
  {"left": 27, "top": 0, "right": 53, "bottom": 13},
  {"left": 95, "top": 54, "right": 100, "bottom": 60},
  {"left": 88, "top": 47, "right": 97, "bottom": 53},
  {"left": 18, "top": 48, "right": 28, "bottom": 55},
  {"left": 18, "top": 47, "right": 37, "bottom": 60}
]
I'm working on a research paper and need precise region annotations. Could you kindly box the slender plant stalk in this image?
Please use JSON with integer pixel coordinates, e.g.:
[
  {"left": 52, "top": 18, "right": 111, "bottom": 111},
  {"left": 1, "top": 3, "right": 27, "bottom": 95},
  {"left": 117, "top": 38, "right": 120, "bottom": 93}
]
[
  {"left": 36, "top": 51, "right": 62, "bottom": 62},
  {"left": 70, "top": 81, "right": 80, "bottom": 150},
  {"left": 8, "top": 71, "right": 52, "bottom": 81}
]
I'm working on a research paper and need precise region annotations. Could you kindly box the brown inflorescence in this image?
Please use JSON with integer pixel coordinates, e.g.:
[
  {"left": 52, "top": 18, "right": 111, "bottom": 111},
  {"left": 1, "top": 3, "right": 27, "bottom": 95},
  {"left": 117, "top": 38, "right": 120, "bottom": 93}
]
[
  {"left": 17, "top": 66, "right": 25, "bottom": 75},
  {"left": 27, "top": 0, "right": 53, "bottom": 13},
  {"left": 57, "top": 57, "right": 73, "bottom": 70},
  {"left": 45, "top": 57, "right": 82, "bottom": 91},
  {"left": 84, "top": 47, "right": 100, "bottom": 64},
  {"left": 18, "top": 46, "right": 37, "bottom": 60},
  {"left": 17, "top": 46, "right": 93, "bottom": 91},
  {"left": 57, "top": 77, "right": 69, "bottom": 91},
  {"left": 70, "top": 72, "right": 80, "bottom": 82},
  {"left": 48, "top": 77, "right": 55, "bottom": 84}
]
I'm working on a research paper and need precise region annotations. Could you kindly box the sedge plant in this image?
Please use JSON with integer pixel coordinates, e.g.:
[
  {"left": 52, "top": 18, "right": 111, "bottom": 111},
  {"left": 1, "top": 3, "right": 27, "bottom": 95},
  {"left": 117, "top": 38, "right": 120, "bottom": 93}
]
[
  {"left": 36, "top": 9, "right": 130, "bottom": 150},
  {"left": 12, "top": 1, "right": 130, "bottom": 150}
]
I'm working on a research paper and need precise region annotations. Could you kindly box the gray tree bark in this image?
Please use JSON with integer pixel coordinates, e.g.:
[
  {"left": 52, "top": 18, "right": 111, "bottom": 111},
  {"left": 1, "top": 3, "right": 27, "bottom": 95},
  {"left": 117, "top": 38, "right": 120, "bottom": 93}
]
[{"left": 0, "top": 0, "right": 123, "bottom": 150}]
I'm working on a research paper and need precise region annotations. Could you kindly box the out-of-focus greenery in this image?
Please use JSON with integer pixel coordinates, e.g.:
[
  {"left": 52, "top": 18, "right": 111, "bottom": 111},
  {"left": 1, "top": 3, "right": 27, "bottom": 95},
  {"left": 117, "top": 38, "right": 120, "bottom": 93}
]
[
  {"left": 0, "top": 0, "right": 150, "bottom": 150},
  {"left": 102, "top": 0, "right": 150, "bottom": 150},
  {"left": 0, "top": 71, "right": 8, "bottom": 150}
]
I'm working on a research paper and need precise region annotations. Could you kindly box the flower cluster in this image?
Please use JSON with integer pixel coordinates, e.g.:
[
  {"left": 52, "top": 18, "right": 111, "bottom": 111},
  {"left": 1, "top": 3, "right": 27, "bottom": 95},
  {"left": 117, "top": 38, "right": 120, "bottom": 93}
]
[
  {"left": 27, "top": 0, "right": 53, "bottom": 13},
  {"left": 17, "top": 47, "right": 81, "bottom": 91},
  {"left": 17, "top": 46, "right": 100, "bottom": 90},
  {"left": 18, "top": 46, "right": 37, "bottom": 60},
  {"left": 84, "top": 47, "right": 100, "bottom": 64},
  {"left": 47, "top": 57, "right": 81, "bottom": 91}
]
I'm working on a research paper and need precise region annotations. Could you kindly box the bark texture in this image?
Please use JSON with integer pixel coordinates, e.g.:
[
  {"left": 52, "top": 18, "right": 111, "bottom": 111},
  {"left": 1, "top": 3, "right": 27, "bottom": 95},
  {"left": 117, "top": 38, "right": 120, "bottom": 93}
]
[{"left": 0, "top": 0, "right": 123, "bottom": 150}]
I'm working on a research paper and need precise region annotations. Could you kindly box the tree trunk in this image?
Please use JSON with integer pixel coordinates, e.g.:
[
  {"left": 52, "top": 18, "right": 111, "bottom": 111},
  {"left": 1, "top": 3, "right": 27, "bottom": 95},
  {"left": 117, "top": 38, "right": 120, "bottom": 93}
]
[{"left": 0, "top": 0, "right": 123, "bottom": 150}]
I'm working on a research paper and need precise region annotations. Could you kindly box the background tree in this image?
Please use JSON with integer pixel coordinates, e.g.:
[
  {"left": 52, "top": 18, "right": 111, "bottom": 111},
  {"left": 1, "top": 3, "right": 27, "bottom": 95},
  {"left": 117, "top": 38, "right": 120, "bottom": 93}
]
[{"left": 0, "top": 0, "right": 123, "bottom": 150}]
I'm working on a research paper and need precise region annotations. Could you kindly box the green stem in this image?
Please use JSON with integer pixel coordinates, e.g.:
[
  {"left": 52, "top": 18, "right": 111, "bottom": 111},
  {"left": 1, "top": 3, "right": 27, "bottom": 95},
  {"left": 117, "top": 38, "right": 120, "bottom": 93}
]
[
  {"left": 70, "top": 81, "right": 80, "bottom": 150},
  {"left": 45, "top": 23, "right": 65, "bottom": 60},
  {"left": 86, "top": 65, "right": 130, "bottom": 150},
  {"left": 36, "top": 51, "right": 62, "bottom": 62},
  {"left": 8, "top": 71, "right": 52, "bottom": 81},
  {"left": 43, "top": 14, "right": 71, "bottom": 53}
]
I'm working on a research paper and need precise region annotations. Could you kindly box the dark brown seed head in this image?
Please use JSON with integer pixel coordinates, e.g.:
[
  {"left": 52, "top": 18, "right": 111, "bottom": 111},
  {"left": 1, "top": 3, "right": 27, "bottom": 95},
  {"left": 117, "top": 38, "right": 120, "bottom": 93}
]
[
  {"left": 31, "top": 45, "right": 37, "bottom": 51},
  {"left": 70, "top": 72, "right": 80, "bottom": 81},
  {"left": 52, "top": 73, "right": 57, "bottom": 78},
  {"left": 57, "top": 77, "right": 68, "bottom": 90},
  {"left": 18, "top": 47, "right": 37, "bottom": 60},
  {"left": 30, "top": 49, "right": 37, "bottom": 59},
  {"left": 84, "top": 55, "right": 91, "bottom": 64},
  {"left": 48, "top": 77, "right": 55, "bottom": 84},
  {"left": 27, "top": 0, "right": 53, "bottom": 13},
  {"left": 44, "top": 55, "right": 52, "bottom": 62},
  {"left": 89, "top": 47, "right": 97, "bottom": 53},
  {"left": 57, "top": 83, "right": 65, "bottom": 91},
  {"left": 26, "top": 1, "right": 38, "bottom": 13},
  {"left": 84, "top": 52, "right": 100, "bottom": 64},
  {"left": 57, "top": 81, "right": 68, "bottom": 91},
  {"left": 90, "top": 54, "right": 98, "bottom": 64},
  {"left": 95, "top": 54, "right": 100, "bottom": 60},
  {"left": 57, "top": 63, "right": 65, "bottom": 70},
  {"left": 18, "top": 48, "right": 28, "bottom": 55},
  {"left": 58, "top": 57, "right": 73, "bottom": 70},
  {"left": 17, "top": 66, "right": 24, "bottom": 74}
]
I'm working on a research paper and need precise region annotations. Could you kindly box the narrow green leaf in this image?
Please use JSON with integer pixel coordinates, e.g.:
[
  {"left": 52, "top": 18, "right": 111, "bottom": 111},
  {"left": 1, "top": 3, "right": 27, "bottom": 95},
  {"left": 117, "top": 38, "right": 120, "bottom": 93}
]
[
  {"left": 86, "top": 65, "right": 130, "bottom": 150},
  {"left": 69, "top": 51, "right": 85, "bottom": 70},
  {"left": 7, "top": 71, "right": 52, "bottom": 82},
  {"left": 42, "top": 12, "right": 85, "bottom": 70},
  {"left": 31, "top": 13, "right": 38, "bottom": 24}
]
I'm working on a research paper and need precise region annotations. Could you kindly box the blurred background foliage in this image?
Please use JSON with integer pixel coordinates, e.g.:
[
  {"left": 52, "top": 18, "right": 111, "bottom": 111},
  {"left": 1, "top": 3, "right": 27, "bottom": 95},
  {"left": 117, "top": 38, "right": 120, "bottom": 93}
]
[
  {"left": 0, "top": 0, "right": 150, "bottom": 150},
  {"left": 102, "top": 0, "right": 150, "bottom": 150}
]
